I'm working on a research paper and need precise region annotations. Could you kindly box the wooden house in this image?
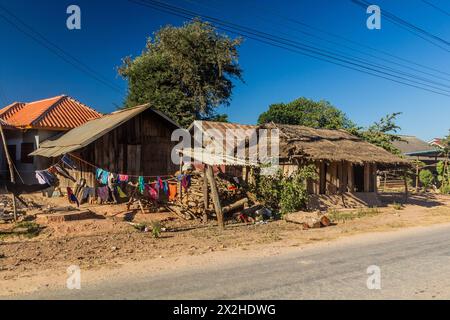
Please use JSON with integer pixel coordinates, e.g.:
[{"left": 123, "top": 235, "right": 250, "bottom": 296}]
[
  {"left": 261, "top": 123, "right": 409, "bottom": 195},
  {"left": 30, "top": 104, "right": 180, "bottom": 188}
]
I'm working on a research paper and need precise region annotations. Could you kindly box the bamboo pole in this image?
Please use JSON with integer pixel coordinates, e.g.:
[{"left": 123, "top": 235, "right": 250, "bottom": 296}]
[
  {"left": 202, "top": 166, "right": 209, "bottom": 223},
  {"left": 0, "top": 124, "right": 16, "bottom": 221}
]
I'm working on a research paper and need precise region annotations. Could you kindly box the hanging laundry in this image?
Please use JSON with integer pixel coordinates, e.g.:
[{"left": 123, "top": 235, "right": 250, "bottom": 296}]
[
  {"left": 61, "top": 154, "right": 76, "bottom": 169},
  {"left": 47, "top": 166, "right": 58, "bottom": 175},
  {"left": 67, "top": 187, "right": 79, "bottom": 207},
  {"left": 145, "top": 184, "right": 158, "bottom": 201},
  {"left": 80, "top": 187, "right": 90, "bottom": 203},
  {"left": 138, "top": 176, "right": 145, "bottom": 194},
  {"left": 107, "top": 172, "right": 116, "bottom": 188},
  {"left": 54, "top": 164, "right": 76, "bottom": 182},
  {"left": 96, "top": 168, "right": 104, "bottom": 180},
  {"left": 163, "top": 181, "right": 169, "bottom": 195},
  {"left": 99, "top": 170, "right": 109, "bottom": 185},
  {"left": 168, "top": 182, "right": 177, "bottom": 201},
  {"left": 118, "top": 174, "right": 129, "bottom": 182},
  {"left": 97, "top": 186, "right": 109, "bottom": 202},
  {"left": 117, "top": 186, "right": 127, "bottom": 198},
  {"left": 35, "top": 170, "right": 56, "bottom": 186},
  {"left": 157, "top": 176, "right": 164, "bottom": 190},
  {"left": 88, "top": 187, "right": 96, "bottom": 198},
  {"left": 5, "top": 182, "right": 50, "bottom": 196}
]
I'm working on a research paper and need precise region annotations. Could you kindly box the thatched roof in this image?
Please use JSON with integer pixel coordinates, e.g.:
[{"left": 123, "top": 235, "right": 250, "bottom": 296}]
[{"left": 262, "top": 123, "right": 409, "bottom": 165}]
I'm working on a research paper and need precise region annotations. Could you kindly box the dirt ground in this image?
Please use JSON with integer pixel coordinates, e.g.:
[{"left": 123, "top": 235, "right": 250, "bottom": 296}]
[{"left": 2, "top": 191, "right": 450, "bottom": 297}]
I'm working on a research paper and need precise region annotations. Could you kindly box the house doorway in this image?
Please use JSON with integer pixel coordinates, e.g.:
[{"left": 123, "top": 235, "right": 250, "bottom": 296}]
[{"left": 354, "top": 165, "right": 365, "bottom": 192}]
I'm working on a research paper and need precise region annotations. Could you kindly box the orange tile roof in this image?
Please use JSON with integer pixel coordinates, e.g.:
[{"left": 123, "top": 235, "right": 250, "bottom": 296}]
[{"left": 0, "top": 95, "right": 102, "bottom": 130}]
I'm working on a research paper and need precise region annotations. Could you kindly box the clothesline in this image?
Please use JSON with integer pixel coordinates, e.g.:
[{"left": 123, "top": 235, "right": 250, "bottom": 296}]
[{"left": 66, "top": 153, "right": 177, "bottom": 180}]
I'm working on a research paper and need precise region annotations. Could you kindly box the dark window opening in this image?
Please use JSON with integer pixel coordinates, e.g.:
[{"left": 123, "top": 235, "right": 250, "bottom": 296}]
[
  {"left": 354, "top": 165, "right": 365, "bottom": 192},
  {"left": 21, "top": 143, "right": 34, "bottom": 164}
]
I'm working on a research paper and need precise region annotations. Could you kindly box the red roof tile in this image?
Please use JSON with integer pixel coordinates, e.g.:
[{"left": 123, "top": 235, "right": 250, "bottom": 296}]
[{"left": 0, "top": 95, "right": 102, "bottom": 130}]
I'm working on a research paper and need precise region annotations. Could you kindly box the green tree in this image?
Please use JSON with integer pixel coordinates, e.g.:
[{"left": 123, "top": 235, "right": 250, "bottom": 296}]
[
  {"left": 436, "top": 131, "right": 450, "bottom": 193},
  {"left": 257, "top": 97, "right": 355, "bottom": 129},
  {"left": 349, "top": 112, "right": 403, "bottom": 154},
  {"left": 119, "top": 19, "right": 243, "bottom": 127}
]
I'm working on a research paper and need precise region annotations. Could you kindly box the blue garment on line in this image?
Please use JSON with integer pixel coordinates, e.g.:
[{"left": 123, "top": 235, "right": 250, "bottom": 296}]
[{"left": 61, "top": 154, "right": 76, "bottom": 169}]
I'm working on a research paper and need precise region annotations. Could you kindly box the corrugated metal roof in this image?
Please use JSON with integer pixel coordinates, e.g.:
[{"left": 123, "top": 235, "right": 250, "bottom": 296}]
[
  {"left": 190, "top": 120, "right": 257, "bottom": 154},
  {"left": 179, "top": 148, "right": 258, "bottom": 166},
  {"left": 392, "top": 135, "right": 439, "bottom": 155},
  {"left": 0, "top": 95, "right": 101, "bottom": 130},
  {"left": 30, "top": 104, "right": 180, "bottom": 157}
]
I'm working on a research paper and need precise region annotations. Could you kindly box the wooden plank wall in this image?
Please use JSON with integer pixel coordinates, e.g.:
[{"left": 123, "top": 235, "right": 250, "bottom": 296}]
[{"left": 56, "top": 109, "right": 178, "bottom": 189}]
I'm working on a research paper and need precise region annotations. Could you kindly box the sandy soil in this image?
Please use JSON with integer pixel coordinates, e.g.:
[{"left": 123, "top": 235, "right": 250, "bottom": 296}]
[{"left": 1, "top": 192, "right": 450, "bottom": 297}]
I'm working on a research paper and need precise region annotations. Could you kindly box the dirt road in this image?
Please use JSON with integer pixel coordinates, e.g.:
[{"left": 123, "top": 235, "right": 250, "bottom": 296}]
[
  {"left": 2, "top": 193, "right": 450, "bottom": 298},
  {"left": 10, "top": 222, "right": 450, "bottom": 299}
]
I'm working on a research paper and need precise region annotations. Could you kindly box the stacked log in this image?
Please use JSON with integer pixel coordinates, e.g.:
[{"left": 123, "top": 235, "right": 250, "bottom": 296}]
[{"left": 167, "top": 172, "right": 247, "bottom": 220}]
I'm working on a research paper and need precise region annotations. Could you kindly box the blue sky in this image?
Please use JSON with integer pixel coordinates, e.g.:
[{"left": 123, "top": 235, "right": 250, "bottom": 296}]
[{"left": 0, "top": 0, "right": 449, "bottom": 140}]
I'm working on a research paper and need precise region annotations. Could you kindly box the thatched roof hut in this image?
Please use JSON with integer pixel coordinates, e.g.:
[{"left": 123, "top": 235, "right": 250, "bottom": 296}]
[
  {"left": 263, "top": 123, "right": 409, "bottom": 166},
  {"left": 260, "top": 123, "right": 409, "bottom": 196}
]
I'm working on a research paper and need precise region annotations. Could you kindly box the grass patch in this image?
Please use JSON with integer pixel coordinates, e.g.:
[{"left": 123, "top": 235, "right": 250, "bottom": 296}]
[
  {"left": 328, "top": 207, "right": 380, "bottom": 223},
  {"left": 0, "top": 221, "right": 43, "bottom": 239},
  {"left": 392, "top": 202, "right": 404, "bottom": 210}
]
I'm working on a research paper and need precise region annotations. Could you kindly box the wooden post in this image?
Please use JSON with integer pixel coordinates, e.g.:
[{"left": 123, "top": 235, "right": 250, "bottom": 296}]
[
  {"left": 347, "top": 162, "right": 354, "bottom": 192},
  {"left": 415, "top": 158, "right": 420, "bottom": 192},
  {"left": 205, "top": 165, "right": 224, "bottom": 230},
  {"left": 403, "top": 170, "right": 409, "bottom": 203},
  {"left": 364, "top": 163, "right": 370, "bottom": 192},
  {"left": 202, "top": 166, "right": 209, "bottom": 223},
  {"left": 178, "top": 152, "right": 183, "bottom": 201},
  {"left": 0, "top": 124, "right": 16, "bottom": 221}
]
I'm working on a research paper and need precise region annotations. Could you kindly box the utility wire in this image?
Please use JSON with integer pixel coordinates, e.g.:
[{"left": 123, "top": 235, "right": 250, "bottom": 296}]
[
  {"left": 352, "top": 0, "right": 450, "bottom": 53},
  {"left": 0, "top": 4, "right": 123, "bottom": 93},
  {"left": 185, "top": 0, "right": 450, "bottom": 89},
  {"left": 421, "top": 0, "right": 450, "bottom": 17},
  {"left": 129, "top": 0, "right": 450, "bottom": 97},
  {"left": 195, "top": 0, "right": 450, "bottom": 82}
]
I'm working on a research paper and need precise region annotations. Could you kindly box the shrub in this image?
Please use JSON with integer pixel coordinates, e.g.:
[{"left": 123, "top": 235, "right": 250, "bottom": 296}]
[
  {"left": 419, "top": 169, "right": 434, "bottom": 190},
  {"left": 252, "top": 165, "right": 317, "bottom": 215}
]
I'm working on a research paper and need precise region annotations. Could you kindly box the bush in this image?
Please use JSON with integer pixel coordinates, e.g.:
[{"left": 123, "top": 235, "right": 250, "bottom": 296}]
[
  {"left": 252, "top": 165, "right": 317, "bottom": 215},
  {"left": 419, "top": 169, "right": 434, "bottom": 189}
]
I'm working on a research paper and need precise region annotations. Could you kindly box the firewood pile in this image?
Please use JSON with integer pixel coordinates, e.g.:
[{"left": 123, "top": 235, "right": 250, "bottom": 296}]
[{"left": 166, "top": 172, "right": 248, "bottom": 220}]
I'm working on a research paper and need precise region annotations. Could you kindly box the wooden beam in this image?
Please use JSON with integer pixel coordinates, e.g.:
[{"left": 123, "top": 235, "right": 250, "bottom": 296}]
[
  {"left": 347, "top": 162, "right": 354, "bottom": 192},
  {"left": 364, "top": 163, "right": 370, "bottom": 192},
  {"left": 373, "top": 163, "right": 378, "bottom": 193},
  {"left": 0, "top": 124, "right": 17, "bottom": 221},
  {"left": 205, "top": 165, "right": 224, "bottom": 230},
  {"left": 202, "top": 166, "right": 209, "bottom": 223}
]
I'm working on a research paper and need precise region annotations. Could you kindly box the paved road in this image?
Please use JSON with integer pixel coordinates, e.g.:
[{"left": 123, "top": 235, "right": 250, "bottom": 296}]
[{"left": 14, "top": 224, "right": 450, "bottom": 299}]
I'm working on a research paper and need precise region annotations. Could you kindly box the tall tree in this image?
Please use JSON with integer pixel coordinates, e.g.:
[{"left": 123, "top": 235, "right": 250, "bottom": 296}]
[
  {"left": 257, "top": 97, "right": 355, "bottom": 129},
  {"left": 350, "top": 112, "right": 403, "bottom": 155},
  {"left": 119, "top": 19, "right": 243, "bottom": 127}
]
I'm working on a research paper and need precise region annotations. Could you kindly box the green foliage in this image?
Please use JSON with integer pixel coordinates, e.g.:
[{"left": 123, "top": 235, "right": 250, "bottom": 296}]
[
  {"left": 151, "top": 221, "right": 162, "bottom": 238},
  {"left": 119, "top": 19, "right": 243, "bottom": 127},
  {"left": 327, "top": 207, "right": 380, "bottom": 222},
  {"left": 419, "top": 169, "right": 434, "bottom": 189},
  {"left": 350, "top": 112, "right": 403, "bottom": 154},
  {"left": 392, "top": 202, "right": 403, "bottom": 210},
  {"left": 252, "top": 165, "right": 317, "bottom": 215},
  {"left": 257, "top": 97, "right": 355, "bottom": 129}
]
